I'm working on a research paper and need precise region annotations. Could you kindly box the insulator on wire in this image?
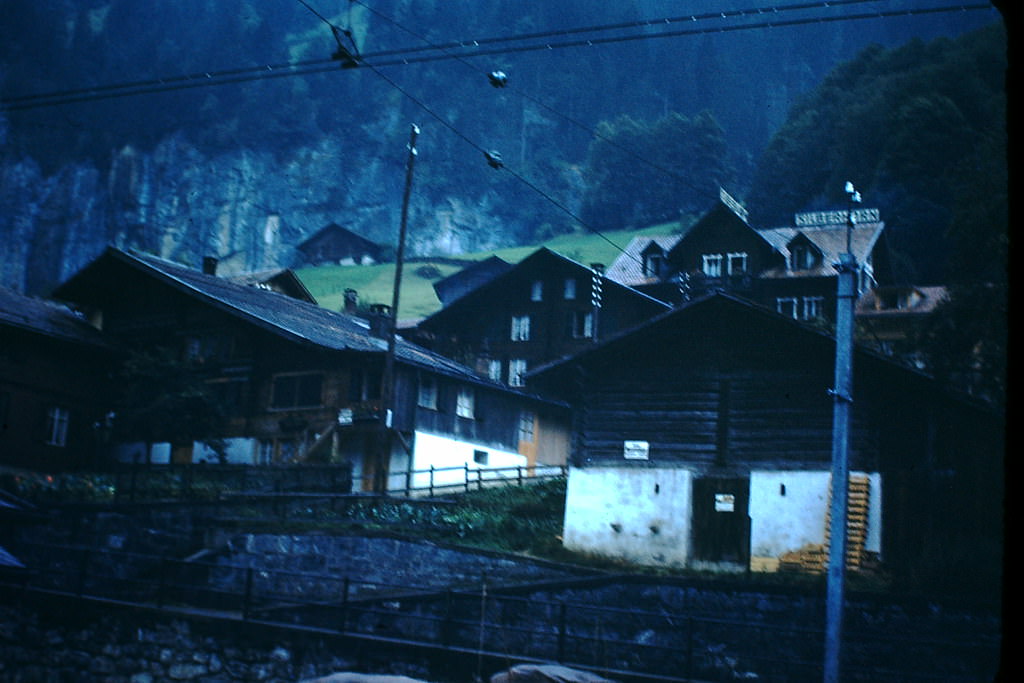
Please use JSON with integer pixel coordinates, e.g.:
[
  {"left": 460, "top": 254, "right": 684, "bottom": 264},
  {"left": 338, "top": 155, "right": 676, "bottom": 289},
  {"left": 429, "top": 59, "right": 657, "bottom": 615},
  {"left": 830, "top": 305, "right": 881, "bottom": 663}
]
[{"left": 484, "top": 150, "right": 504, "bottom": 169}]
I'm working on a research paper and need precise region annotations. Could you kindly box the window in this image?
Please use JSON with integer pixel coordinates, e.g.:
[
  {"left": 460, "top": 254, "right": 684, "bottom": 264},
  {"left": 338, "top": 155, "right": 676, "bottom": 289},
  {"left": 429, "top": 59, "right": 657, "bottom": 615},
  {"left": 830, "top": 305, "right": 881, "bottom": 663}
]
[
  {"left": 456, "top": 388, "right": 475, "bottom": 419},
  {"left": 511, "top": 314, "right": 531, "bottom": 341},
  {"left": 776, "top": 297, "right": 798, "bottom": 319},
  {"left": 509, "top": 359, "right": 528, "bottom": 387},
  {"left": 208, "top": 378, "right": 247, "bottom": 412},
  {"left": 473, "top": 449, "right": 489, "bottom": 465},
  {"left": 418, "top": 376, "right": 438, "bottom": 409},
  {"left": 563, "top": 278, "right": 577, "bottom": 300},
  {"left": 271, "top": 372, "right": 323, "bottom": 409},
  {"left": 45, "top": 407, "right": 69, "bottom": 447},
  {"left": 801, "top": 296, "right": 825, "bottom": 321},
  {"left": 518, "top": 411, "right": 535, "bottom": 443},
  {"left": 487, "top": 359, "right": 503, "bottom": 382},
  {"left": 702, "top": 253, "right": 723, "bottom": 277},
  {"left": 726, "top": 252, "right": 748, "bottom": 275},
  {"left": 791, "top": 244, "right": 814, "bottom": 270},
  {"left": 571, "top": 310, "right": 594, "bottom": 339},
  {"left": 349, "top": 369, "right": 381, "bottom": 402},
  {"left": 643, "top": 253, "right": 664, "bottom": 277},
  {"left": 530, "top": 280, "right": 544, "bottom": 301}
]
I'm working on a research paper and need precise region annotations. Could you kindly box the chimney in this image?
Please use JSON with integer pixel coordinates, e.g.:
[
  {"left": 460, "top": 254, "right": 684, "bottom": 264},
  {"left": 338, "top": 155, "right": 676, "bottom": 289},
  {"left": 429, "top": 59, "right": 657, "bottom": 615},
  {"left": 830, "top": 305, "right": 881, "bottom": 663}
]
[
  {"left": 343, "top": 288, "right": 359, "bottom": 315},
  {"left": 368, "top": 303, "right": 392, "bottom": 338},
  {"left": 202, "top": 256, "right": 219, "bottom": 275}
]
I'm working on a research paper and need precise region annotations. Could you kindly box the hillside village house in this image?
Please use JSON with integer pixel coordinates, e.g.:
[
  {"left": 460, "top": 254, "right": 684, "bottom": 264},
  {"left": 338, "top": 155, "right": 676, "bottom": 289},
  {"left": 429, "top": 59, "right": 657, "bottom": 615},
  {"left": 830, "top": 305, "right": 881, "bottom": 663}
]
[
  {"left": 528, "top": 293, "right": 1002, "bottom": 584},
  {"left": 411, "top": 247, "right": 671, "bottom": 387},
  {"left": 1, "top": 287, "right": 117, "bottom": 471},
  {"left": 51, "top": 248, "right": 569, "bottom": 491},
  {"left": 605, "top": 189, "right": 893, "bottom": 325},
  {"left": 295, "top": 222, "right": 386, "bottom": 267}
]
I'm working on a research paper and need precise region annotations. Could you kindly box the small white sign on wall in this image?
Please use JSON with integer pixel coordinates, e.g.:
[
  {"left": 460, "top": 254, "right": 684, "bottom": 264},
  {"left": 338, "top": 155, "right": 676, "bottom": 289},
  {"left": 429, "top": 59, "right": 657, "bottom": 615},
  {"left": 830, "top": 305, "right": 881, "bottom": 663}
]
[
  {"left": 623, "top": 440, "right": 649, "bottom": 460},
  {"left": 715, "top": 493, "right": 735, "bottom": 512}
]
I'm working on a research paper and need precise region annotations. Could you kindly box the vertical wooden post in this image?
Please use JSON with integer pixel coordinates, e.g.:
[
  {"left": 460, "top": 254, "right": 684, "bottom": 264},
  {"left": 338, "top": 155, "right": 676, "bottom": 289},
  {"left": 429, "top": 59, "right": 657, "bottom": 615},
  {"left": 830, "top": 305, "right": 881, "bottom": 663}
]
[
  {"left": 242, "top": 567, "right": 254, "bottom": 620},
  {"left": 340, "top": 576, "right": 350, "bottom": 632},
  {"left": 557, "top": 601, "right": 567, "bottom": 663},
  {"left": 429, "top": 465, "right": 435, "bottom": 498}
]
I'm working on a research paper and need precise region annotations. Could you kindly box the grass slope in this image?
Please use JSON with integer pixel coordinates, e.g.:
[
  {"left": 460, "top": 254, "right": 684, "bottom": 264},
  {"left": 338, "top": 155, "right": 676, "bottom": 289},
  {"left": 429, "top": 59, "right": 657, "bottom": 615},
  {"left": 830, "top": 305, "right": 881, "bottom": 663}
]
[{"left": 296, "top": 221, "right": 686, "bottom": 320}]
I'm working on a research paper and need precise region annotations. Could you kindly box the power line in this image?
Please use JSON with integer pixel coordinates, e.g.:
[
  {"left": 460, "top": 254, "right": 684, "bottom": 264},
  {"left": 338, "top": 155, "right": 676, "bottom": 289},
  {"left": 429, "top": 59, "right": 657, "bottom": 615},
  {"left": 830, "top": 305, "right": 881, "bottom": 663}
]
[{"left": 0, "top": 2, "right": 994, "bottom": 112}]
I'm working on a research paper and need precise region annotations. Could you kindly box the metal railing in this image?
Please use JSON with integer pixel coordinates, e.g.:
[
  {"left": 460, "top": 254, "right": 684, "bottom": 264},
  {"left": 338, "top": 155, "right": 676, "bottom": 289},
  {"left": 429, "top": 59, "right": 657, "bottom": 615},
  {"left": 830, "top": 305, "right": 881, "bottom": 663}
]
[{"left": 5, "top": 541, "right": 1002, "bottom": 683}]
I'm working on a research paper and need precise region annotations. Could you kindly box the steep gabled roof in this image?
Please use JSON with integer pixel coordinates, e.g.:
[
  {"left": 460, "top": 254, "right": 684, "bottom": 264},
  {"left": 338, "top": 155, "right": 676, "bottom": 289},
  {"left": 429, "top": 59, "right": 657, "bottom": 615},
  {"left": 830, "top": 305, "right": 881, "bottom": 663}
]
[
  {"left": 432, "top": 256, "right": 512, "bottom": 306},
  {"left": 0, "top": 286, "right": 111, "bottom": 349},
  {"left": 227, "top": 268, "right": 317, "bottom": 304},
  {"left": 52, "top": 248, "right": 513, "bottom": 389},
  {"left": 604, "top": 235, "right": 683, "bottom": 287},
  {"left": 296, "top": 222, "right": 381, "bottom": 253},
  {"left": 419, "top": 246, "right": 670, "bottom": 328},
  {"left": 757, "top": 222, "right": 885, "bottom": 278}
]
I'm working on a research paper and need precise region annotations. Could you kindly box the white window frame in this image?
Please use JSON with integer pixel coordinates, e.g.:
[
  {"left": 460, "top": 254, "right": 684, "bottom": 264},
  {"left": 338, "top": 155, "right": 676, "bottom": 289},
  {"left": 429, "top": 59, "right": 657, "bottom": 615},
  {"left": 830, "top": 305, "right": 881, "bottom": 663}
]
[
  {"left": 776, "top": 297, "right": 799, "bottom": 319},
  {"left": 801, "top": 296, "right": 825, "bottom": 321},
  {"left": 702, "top": 253, "right": 723, "bottom": 278},
  {"left": 487, "top": 359, "right": 503, "bottom": 382},
  {"left": 572, "top": 310, "right": 594, "bottom": 339},
  {"left": 726, "top": 252, "right": 748, "bottom": 275},
  {"left": 563, "top": 278, "right": 577, "bottom": 300},
  {"left": 456, "top": 388, "right": 475, "bottom": 419},
  {"left": 509, "top": 359, "right": 528, "bottom": 387},
  {"left": 530, "top": 280, "right": 544, "bottom": 301},
  {"left": 511, "top": 314, "right": 531, "bottom": 341},
  {"left": 45, "top": 406, "right": 69, "bottom": 447}
]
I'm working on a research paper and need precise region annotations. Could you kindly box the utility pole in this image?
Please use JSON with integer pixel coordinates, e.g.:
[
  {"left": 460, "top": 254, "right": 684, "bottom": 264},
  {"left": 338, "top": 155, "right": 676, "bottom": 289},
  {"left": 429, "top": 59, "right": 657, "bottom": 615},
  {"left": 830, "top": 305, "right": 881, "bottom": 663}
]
[
  {"left": 376, "top": 123, "right": 419, "bottom": 493},
  {"left": 824, "top": 181, "right": 861, "bottom": 683}
]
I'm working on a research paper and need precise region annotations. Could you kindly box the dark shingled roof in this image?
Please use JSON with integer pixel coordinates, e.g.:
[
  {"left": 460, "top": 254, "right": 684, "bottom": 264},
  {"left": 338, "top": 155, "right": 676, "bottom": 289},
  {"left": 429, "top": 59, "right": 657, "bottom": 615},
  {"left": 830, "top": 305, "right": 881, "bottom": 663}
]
[
  {"left": 56, "top": 248, "right": 517, "bottom": 390},
  {"left": 0, "top": 286, "right": 110, "bottom": 348}
]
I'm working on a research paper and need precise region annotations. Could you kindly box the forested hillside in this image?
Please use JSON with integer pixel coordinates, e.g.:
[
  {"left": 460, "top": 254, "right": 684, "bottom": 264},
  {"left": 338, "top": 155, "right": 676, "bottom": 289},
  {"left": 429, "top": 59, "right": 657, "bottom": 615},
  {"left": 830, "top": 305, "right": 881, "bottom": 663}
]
[{"left": 0, "top": 1, "right": 1002, "bottom": 294}]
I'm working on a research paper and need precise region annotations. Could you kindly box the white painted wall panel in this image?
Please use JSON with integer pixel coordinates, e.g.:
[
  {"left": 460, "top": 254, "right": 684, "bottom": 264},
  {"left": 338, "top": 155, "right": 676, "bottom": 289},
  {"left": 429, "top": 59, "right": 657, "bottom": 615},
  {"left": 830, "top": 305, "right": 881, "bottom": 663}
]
[{"left": 562, "top": 465, "right": 694, "bottom": 568}]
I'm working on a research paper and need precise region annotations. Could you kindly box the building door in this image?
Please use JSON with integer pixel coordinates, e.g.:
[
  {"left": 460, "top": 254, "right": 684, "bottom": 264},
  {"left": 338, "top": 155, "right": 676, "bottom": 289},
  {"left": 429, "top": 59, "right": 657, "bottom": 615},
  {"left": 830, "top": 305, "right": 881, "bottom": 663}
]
[{"left": 691, "top": 476, "right": 751, "bottom": 565}]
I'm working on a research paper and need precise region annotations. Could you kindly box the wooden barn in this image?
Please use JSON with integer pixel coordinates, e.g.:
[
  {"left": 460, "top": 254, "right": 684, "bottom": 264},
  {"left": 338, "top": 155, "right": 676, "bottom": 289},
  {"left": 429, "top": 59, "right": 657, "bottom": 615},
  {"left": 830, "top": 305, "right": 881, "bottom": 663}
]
[
  {"left": 295, "top": 223, "right": 385, "bottom": 267},
  {"left": 51, "top": 248, "right": 569, "bottom": 490},
  {"left": 529, "top": 292, "right": 1003, "bottom": 589}
]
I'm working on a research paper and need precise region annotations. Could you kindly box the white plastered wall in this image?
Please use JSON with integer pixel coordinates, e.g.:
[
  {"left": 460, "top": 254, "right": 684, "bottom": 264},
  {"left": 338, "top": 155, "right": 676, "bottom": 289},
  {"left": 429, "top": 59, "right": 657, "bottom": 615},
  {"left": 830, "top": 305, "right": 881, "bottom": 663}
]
[
  {"left": 404, "top": 430, "right": 528, "bottom": 493},
  {"left": 562, "top": 465, "right": 694, "bottom": 568},
  {"left": 749, "top": 470, "right": 882, "bottom": 571}
]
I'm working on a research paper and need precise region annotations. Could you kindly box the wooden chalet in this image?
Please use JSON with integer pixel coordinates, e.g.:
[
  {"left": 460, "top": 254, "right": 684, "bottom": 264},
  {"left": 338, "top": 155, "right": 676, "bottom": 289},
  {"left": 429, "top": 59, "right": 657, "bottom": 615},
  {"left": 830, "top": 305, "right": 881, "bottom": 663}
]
[
  {"left": 0, "top": 287, "right": 117, "bottom": 471},
  {"left": 412, "top": 247, "right": 671, "bottom": 388},
  {"left": 51, "top": 248, "right": 569, "bottom": 491},
  {"left": 605, "top": 189, "right": 893, "bottom": 325},
  {"left": 295, "top": 222, "right": 385, "bottom": 267},
  {"left": 528, "top": 292, "right": 1003, "bottom": 588}
]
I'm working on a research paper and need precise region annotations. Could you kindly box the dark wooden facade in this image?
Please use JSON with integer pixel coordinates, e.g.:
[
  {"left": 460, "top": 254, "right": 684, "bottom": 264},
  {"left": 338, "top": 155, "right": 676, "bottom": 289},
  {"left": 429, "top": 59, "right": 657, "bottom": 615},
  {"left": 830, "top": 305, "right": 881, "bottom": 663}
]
[
  {"left": 531, "top": 293, "right": 1003, "bottom": 588},
  {"left": 0, "top": 288, "right": 116, "bottom": 471},
  {"left": 414, "top": 248, "right": 670, "bottom": 387},
  {"left": 51, "top": 248, "right": 563, "bottom": 475}
]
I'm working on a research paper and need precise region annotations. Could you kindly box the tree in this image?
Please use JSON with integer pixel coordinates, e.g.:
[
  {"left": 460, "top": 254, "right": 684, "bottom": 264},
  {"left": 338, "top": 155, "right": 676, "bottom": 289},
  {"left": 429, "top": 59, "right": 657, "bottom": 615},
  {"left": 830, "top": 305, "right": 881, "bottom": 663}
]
[
  {"left": 746, "top": 24, "right": 1007, "bottom": 284},
  {"left": 111, "top": 346, "right": 229, "bottom": 464},
  {"left": 580, "top": 111, "right": 730, "bottom": 231}
]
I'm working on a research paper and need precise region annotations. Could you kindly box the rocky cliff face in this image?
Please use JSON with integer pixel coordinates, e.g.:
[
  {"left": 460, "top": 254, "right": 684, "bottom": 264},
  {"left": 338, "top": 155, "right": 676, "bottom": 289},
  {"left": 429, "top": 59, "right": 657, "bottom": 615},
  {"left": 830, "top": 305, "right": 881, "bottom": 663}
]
[
  {"left": 0, "top": 130, "right": 526, "bottom": 294},
  {"left": 0, "top": 1, "right": 995, "bottom": 294}
]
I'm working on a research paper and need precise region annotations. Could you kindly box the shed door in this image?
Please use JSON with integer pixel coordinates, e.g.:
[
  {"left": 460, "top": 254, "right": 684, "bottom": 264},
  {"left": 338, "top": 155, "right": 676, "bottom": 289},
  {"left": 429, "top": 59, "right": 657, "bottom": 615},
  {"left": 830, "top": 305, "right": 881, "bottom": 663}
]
[{"left": 691, "top": 476, "right": 750, "bottom": 565}]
